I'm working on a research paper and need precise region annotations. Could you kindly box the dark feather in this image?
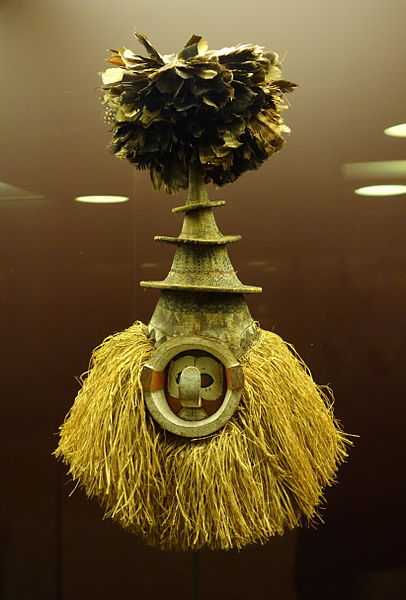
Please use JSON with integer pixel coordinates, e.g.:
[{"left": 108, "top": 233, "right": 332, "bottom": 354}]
[
  {"left": 101, "top": 33, "right": 296, "bottom": 194},
  {"left": 134, "top": 32, "right": 164, "bottom": 64}
]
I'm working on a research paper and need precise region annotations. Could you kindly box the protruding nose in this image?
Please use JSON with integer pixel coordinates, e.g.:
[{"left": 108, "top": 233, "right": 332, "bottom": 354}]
[{"left": 178, "top": 366, "right": 202, "bottom": 408}]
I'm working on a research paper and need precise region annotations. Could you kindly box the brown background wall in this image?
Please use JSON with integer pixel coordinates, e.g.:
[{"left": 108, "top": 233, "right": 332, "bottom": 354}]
[{"left": 0, "top": 1, "right": 405, "bottom": 598}]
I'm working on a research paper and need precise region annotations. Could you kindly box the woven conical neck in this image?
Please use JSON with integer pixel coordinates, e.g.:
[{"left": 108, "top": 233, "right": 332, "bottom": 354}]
[
  {"left": 142, "top": 164, "right": 261, "bottom": 352},
  {"left": 141, "top": 164, "right": 262, "bottom": 294},
  {"left": 146, "top": 290, "right": 258, "bottom": 356}
]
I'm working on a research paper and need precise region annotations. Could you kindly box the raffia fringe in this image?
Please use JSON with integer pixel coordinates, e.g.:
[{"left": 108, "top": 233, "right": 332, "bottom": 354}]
[{"left": 55, "top": 321, "right": 350, "bottom": 551}]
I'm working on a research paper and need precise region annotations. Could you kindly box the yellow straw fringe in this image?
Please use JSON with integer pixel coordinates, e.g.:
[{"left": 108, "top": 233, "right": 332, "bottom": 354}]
[{"left": 55, "top": 321, "right": 349, "bottom": 551}]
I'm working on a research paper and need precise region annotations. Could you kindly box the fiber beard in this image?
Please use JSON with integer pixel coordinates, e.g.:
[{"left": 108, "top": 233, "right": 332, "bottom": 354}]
[{"left": 56, "top": 321, "right": 348, "bottom": 551}]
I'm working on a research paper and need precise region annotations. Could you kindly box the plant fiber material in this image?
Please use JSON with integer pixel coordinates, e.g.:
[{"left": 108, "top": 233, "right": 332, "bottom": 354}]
[{"left": 56, "top": 322, "right": 348, "bottom": 551}]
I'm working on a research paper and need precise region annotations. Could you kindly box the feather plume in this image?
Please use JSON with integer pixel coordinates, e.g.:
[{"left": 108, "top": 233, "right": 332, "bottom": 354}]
[{"left": 101, "top": 33, "right": 297, "bottom": 194}]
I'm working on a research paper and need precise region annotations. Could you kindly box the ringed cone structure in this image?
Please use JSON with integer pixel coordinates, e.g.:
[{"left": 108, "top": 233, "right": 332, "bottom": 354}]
[
  {"left": 55, "top": 32, "right": 350, "bottom": 551},
  {"left": 143, "top": 164, "right": 261, "bottom": 353}
]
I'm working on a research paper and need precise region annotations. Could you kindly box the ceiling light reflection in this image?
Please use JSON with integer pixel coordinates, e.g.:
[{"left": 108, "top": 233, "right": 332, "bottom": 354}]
[
  {"left": 0, "top": 181, "right": 44, "bottom": 201},
  {"left": 354, "top": 185, "right": 406, "bottom": 197},
  {"left": 75, "top": 195, "right": 129, "bottom": 203},
  {"left": 342, "top": 160, "right": 406, "bottom": 179},
  {"left": 384, "top": 123, "right": 406, "bottom": 138}
]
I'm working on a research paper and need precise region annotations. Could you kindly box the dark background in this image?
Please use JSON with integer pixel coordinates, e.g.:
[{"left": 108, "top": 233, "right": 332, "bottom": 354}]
[{"left": 1, "top": 1, "right": 405, "bottom": 598}]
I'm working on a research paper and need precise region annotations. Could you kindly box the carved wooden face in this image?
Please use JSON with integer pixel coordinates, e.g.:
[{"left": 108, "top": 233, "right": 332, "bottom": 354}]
[
  {"left": 141, "top": 336, "right": 244, "bottom": 438},
  {"left": 166, "top": 351, "right": 225, "bottom": 421}
]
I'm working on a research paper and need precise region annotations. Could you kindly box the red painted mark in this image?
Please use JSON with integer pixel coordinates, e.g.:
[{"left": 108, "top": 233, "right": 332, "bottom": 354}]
[{"left": 150, "top": 370, "right": 165, "bottom": 392}]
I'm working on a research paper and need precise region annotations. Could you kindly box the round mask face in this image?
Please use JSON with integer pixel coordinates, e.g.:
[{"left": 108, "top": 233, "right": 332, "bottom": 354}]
[
  {"left": 167, "top": 351, "right": 225, "bottom": 421},
  {"left": 141, "top": 336, "right": 244, "bottom": 438}
]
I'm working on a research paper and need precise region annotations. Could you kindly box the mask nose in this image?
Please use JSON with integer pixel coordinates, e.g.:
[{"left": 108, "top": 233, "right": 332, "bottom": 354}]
[{"left": 178, "top": 366, "right": 202, "bottom": 408}]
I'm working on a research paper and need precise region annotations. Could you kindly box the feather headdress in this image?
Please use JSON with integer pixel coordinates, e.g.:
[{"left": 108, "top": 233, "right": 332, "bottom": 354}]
[{"left": 102, "top": 33, "right": 296, "bottom": 193}]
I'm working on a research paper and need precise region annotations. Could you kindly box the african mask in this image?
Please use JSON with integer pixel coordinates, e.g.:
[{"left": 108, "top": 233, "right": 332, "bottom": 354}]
[
  {"left": 56, "top": 32, "right": 349, "bottom": 553},
  {"left": 141, "top": 336, "right": 244, "bottom": 437}
]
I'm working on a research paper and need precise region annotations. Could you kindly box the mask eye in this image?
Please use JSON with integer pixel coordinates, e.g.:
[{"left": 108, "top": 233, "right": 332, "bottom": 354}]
[{"left": 200, "top": 373, "right": 214, "bottom": 388}]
